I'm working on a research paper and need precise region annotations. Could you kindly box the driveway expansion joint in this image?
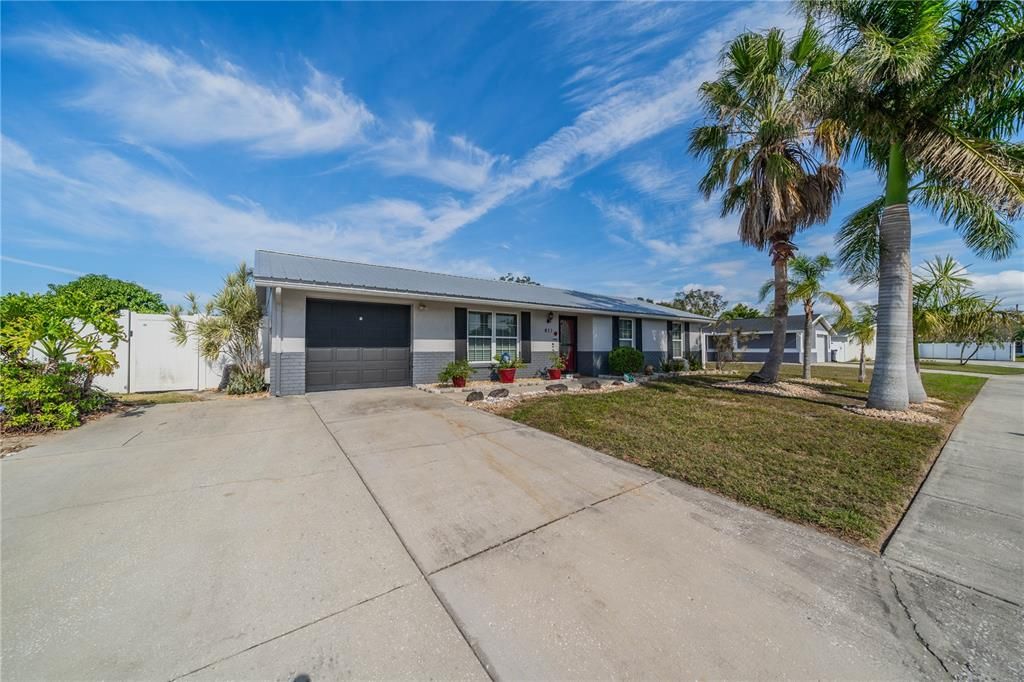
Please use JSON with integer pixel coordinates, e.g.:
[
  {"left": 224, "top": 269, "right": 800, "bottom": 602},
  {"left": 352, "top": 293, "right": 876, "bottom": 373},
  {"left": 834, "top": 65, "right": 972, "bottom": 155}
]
[
  {"left": 170, "top": 580, "right": 417, "bottom": 681},
  {"left": 883, "top": 556, "right": 1023, "bottom": 609},
  {"left": 306, "top": 395, "right": 496, "bottom": 682},
  {"left": 428, "top": 476, "right": 665, "bottom": 577}
]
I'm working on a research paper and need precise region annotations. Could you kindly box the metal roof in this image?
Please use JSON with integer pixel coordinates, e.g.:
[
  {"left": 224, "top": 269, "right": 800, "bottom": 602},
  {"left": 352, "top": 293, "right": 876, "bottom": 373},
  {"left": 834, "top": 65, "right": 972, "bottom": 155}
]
[
  {"left": 707, "top": 315, "right": 836, "bottom": 333},
  {"left": 254, "top": 250, "right": 711, "bottom": 321}
]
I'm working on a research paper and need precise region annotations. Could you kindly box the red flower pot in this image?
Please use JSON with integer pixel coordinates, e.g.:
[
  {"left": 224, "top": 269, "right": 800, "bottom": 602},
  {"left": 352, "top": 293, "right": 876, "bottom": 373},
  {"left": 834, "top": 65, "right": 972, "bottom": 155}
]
[
  {"left": 548, "top": 368, "right": 562, "bottom": 380},
  {"left": 452, "top": 376, "right": 467, "bottom": 388},
  {"left": 498, "top": 368, "right": 517, "bottom": 383}
]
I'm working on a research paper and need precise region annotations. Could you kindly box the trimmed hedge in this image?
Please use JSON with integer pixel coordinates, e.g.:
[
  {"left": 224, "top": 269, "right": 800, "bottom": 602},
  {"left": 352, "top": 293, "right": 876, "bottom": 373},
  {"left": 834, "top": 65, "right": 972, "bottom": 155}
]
[{"left": 608, "top": 346, "right": 644, "bottom": 374}]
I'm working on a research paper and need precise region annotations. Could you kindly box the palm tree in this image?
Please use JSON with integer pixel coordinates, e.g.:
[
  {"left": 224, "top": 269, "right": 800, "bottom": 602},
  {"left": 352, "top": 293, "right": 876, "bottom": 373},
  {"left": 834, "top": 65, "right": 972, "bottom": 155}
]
[
  {"left": 847, "top": 305, "right": 876, "bottom": 383},
  {"left": 690, "top": 24, "right": 844, "bottom": 384},
  {"left": 758, "top": 254, "right": 851, "bottom": 379},
  {"left": 913, "top": 256, "right": 973, "bottom": 370},
  {"left": 169, "top": 263, "right": 265, "bottom": 394},
  {"left": 804, "top": 0, "right": 1024, "bottom": 410}
]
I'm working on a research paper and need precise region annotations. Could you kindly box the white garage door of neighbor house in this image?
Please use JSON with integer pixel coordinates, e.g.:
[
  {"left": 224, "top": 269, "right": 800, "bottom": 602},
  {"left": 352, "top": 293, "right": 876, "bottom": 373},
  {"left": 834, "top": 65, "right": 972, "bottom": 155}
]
[{"left": 816, "top": 334, "right": 828, "bottom": 362}]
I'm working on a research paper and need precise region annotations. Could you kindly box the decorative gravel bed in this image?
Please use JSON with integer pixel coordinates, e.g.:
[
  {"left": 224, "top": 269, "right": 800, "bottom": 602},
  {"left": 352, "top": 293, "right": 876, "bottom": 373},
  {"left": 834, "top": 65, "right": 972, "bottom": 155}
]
[
  {"left": 718, "top": 380, "right": 825, "bottom": 400},
  {"left": 788, "top": 377, "right": 844, "bottom": 387},
  {"left": 843, "top": 406, "right": 940, "bottom": 424}
]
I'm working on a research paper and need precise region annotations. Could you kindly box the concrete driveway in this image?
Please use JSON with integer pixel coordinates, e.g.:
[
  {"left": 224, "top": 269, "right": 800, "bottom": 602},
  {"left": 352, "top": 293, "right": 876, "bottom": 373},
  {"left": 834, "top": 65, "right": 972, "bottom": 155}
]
[{"left": 3, "top": 387, "right": 951, "bottom": 679}]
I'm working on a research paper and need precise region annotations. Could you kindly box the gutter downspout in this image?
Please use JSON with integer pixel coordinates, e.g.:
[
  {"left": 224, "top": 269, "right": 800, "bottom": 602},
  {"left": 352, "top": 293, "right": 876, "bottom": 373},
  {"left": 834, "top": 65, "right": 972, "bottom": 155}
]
[{"left": 274, "top": 286, "right": 282, "bottom": 397}]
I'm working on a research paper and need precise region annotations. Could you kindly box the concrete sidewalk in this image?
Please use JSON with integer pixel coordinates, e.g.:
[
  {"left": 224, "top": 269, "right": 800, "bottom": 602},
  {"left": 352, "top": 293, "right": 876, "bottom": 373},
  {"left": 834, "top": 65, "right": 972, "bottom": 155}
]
[{"left": 883, "top": 375, "right": 1024, "bottom": 679}]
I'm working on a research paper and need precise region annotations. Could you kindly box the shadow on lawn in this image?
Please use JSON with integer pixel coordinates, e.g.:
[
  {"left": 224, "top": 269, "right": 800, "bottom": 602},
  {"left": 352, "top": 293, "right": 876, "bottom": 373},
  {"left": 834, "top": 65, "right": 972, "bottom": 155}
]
[{"left": 649, "top": 375, "right": 866, "bottom": 411}]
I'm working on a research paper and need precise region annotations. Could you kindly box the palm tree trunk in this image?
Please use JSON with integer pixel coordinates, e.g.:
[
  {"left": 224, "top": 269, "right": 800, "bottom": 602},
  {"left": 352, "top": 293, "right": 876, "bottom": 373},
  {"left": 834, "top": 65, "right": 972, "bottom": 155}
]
[
  {"left": 803, "top": 301, "right": 814, "bottom": 380},
  {"left": 907, "top": 294, "right": 927, "bottom": 403},
  {"left": 867, "top": 141, "right": 911, "bottom": 411},
  {"left": 858, "top": 345, "right": 866, "bottom": 383},
  {"left": 748, "top": 254, "right": 788, "bottom": 383}
]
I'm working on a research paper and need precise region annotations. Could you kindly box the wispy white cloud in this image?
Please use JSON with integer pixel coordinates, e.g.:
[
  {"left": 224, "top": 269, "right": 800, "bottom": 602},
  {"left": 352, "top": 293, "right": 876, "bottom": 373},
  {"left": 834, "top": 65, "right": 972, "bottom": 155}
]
[
  {"left": 620, "top": 158, "right": 689, "bottom": 203},
  {"left": 351, "top": 119, "right": 505, "bottom": 192},
  {"left": 19, "top": 32, "right": 374, "bottom": 156},
  {"left": 970, "top": 269, "right": 1024, "bottom": 303}
]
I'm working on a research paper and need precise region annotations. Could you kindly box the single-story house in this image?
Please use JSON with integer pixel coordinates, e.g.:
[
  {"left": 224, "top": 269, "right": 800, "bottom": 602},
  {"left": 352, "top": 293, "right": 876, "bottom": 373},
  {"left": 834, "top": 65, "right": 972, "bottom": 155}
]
[
  {"left": 704, "top": 314, "right": 837, "bottom": 364},
  {"left": 254, "top": 250, "right": 711, "bottom": 395}
]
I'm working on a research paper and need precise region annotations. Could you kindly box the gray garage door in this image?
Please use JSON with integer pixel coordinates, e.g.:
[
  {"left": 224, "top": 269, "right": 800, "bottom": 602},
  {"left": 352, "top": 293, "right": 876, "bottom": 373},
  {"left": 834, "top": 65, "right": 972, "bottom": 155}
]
[{"left": 305, "top": 299, "right": 411, "bottom": 391}]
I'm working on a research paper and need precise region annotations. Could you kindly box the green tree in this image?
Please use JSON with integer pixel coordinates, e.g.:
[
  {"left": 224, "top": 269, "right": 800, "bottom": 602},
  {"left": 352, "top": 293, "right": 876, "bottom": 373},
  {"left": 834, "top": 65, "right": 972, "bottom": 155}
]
[
  {"left": 498, "top": 273, "right": 541, "bottom": 285},
  {"left": 168, "top": 263, "right": 265, "bottom": 394},
  {"left": 720, "top": 303, "right": 762, "bottom": 320},
  {"left": 846, "top": 305, "right": 877, "bottom": 383},
  {"left": 758, "top": 254, "right": 851, "bottom": 379},
  {"left": 690, "top": 24, "right": 844, "bottom": 384},
  {"left": 805, "top": 0, "right": 1024, "bottom": 409},
  {"left": 669, "top": 288, "right": 728, "bottom": 318},
  {"left": 48, "top": 274, "right": 167, "bottom": 314}
]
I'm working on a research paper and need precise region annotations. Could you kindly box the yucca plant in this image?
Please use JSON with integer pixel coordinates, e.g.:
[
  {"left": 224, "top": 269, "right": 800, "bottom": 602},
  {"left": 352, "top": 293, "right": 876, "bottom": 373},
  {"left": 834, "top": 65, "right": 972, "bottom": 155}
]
[
  {"left": 759, "top": 253, "right": 851, "bottom": 379},
  {"left": 690, "top": 23, "right": 844, "bottom": 383},
  {"left": 804, "top": 0, "right": 1024, "bottom": 409},
  {"left": 169, "top": 263, "right": 265, "bottom": 394}
]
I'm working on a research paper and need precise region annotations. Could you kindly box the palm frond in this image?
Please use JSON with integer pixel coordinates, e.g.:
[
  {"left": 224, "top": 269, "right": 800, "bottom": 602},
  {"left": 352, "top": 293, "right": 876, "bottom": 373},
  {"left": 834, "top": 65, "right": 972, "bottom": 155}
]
[
  {"left": 909, "top": 123, "right": 1024, "bottom": 219},
  {"left": 836, "top": 195, "right": 883, "bottom": 285},
  {"left": 913, "top": 181, "right": 1021, "bottom": 259}
]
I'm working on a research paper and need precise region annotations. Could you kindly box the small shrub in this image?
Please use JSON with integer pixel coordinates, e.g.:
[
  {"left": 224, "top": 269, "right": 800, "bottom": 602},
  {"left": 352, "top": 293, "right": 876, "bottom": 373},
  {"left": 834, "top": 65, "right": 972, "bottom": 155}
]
[
  {"left": 661, "top": 358, "right": 689, "bottom": 372},
  {"left": 609, "top": 347, "right": 644, "bottom": 374},
  {"left": 0, "top": 361, "right": 112, "bottom": 430},
  {"left": 438, "top": 359, "right": 473, "bottom": 384},
  {"left": 688, "top": 354, "right": 703, "bottom": 371},
  {"left": 226, "top": 366, "right": 266, "bottom": 395}
]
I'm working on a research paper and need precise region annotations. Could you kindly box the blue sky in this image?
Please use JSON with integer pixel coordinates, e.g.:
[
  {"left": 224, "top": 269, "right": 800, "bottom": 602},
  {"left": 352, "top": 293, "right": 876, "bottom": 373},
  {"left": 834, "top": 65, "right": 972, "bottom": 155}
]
[{"left": 2, "top": 1, "right": 1021, "bottom": 310}]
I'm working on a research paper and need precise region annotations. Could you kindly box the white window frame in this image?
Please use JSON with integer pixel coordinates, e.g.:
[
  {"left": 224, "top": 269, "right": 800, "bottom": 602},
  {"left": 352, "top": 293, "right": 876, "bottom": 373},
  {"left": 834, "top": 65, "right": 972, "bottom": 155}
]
[
  {"left": 671, "top": 322, "right": 683, "bottom": 359},
  {"left": 618, "top": 318, "right": 634, "bottom": 348},
  {"left": 467, "top": 310, "right": 520, "bottom": 364}
]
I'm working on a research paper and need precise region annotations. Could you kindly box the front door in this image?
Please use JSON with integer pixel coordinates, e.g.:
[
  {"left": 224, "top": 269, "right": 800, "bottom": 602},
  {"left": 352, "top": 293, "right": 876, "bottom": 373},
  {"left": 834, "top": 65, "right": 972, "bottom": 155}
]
[{"left": 559, "top": 317, "right": 577, "bottom": 373}]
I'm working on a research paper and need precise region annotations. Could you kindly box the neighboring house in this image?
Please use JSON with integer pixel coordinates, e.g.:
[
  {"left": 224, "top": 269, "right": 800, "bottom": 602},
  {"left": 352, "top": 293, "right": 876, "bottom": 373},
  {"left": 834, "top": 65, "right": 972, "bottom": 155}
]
[
  {"left": 254, "top": 250, "right": 711, "bottom": 395},
  {"left": 704, "top": 315, "right": 837, "bottom": 364},
  {"left": 831, "top": 330, "right": 875, "bottom": 364}
]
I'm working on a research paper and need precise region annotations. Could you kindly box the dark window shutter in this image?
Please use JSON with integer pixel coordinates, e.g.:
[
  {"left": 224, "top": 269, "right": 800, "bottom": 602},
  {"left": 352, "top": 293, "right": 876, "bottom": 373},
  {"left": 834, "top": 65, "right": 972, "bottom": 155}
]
[
  {"left": 636, "top": 319, "right": 643, "bottom": 352},
  {"left": 454, "top": 307, "right": 467, "bottom": 361},
  {"left": 684, "top": 322, "right": 691, "bottom": 356},
  {"left": 611, "top": 316, "right": 620, "bottom": 349},
  {"left": 520, "top": 312, "right": 531, "bottom": 363},
  {"left": 667, "top": 320, "right": 673, "bottom": 356}
]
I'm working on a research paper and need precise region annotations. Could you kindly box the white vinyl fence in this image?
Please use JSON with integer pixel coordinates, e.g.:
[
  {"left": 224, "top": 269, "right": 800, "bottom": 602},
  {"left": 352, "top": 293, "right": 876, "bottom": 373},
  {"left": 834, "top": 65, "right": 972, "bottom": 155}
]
[
  {"left": 918, "top": 341, "right": 1016, "bottom": 362},
  {"left": 93, "top": 312, "right": 229, "bottom": 393}
]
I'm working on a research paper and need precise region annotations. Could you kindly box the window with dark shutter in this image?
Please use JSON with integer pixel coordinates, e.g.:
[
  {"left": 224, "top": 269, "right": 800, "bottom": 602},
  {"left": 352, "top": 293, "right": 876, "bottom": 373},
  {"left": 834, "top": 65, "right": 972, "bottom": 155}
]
[{"left": 520, "top": 312, "right": 532, "bottom": 363}]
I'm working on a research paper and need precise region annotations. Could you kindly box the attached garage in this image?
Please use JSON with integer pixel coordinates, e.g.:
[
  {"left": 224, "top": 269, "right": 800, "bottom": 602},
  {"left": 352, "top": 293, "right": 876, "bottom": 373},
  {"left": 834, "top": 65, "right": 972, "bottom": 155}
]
[{"left": 304, "top": 299, "right": 411, "bottom": 391}]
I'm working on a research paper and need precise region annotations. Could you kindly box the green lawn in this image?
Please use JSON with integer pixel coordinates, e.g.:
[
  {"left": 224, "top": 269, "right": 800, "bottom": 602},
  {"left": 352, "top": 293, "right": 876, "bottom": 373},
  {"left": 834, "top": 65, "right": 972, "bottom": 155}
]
[
  {"left": 503, "top": 365, "right": 985, "bottom": 549},
  {"left": 919, "top": 360, "right": 1024, "bottom": 376}
]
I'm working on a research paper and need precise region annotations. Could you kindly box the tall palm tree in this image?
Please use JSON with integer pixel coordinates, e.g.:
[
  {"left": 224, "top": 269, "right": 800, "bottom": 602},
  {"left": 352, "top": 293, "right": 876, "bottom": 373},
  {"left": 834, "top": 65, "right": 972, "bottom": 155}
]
[
  {"left": 690, "top": 24, "right": 844, "bottom": 384},
  {"left": 758, "top": 253, "right": 851, "bottom": 379},
  {"left": 804, "top": 0, "right": 1024, "bottom": 410}
]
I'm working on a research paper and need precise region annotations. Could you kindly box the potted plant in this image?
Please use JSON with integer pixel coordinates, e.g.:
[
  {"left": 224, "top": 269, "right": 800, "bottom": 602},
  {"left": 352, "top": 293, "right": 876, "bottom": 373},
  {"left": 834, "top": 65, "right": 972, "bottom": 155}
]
[
  {"left": 438, "top": 359, "right": 473, "bottom": 388},
  {"left": 493, "top": 352, "right": 525, "bottom": 383},
  {"left": 548, "top": 353, "right": 566, "bottom": 380}
]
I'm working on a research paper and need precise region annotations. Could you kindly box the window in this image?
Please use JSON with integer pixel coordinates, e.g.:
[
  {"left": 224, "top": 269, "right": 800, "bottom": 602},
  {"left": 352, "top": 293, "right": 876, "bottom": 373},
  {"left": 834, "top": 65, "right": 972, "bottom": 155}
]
[
  {"left": 671, "top": 322, "right": 683, "bottom": 358},
  {"left": 467, "top": 311, "right": 519, "bottom": 362},
  {"left": 468, "top": 311, "right": 492, "bottom": 362},
  {"left": 618, "top": 318, "right": 634, "bottom": 348}
]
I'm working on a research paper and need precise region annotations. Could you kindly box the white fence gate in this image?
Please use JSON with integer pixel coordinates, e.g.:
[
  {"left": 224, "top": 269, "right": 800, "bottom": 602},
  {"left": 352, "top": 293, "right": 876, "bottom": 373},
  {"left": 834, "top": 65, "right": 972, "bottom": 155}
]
[
  {"left": 918, "top": 341, "right": 1016, "bottom": 362},
  {"left": 92, "top": 312, "right": 228, "bottom": 393}
]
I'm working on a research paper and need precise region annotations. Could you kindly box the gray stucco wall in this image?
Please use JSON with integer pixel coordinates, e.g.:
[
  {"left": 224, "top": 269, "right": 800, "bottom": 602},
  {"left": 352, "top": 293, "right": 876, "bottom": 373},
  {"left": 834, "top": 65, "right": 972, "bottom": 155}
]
[
  {"left": 412, "top": 351, "right": 454, "bottom": 385},
  {"left": 576, "top": 351, "right": 610, "bottom": 377}
]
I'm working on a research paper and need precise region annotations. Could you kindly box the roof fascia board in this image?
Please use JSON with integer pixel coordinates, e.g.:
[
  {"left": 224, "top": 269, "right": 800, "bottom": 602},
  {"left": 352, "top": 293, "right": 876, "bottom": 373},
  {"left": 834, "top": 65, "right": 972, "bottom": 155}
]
[{"left": 254, "top": 278, "right": 708, "bottom": 322}]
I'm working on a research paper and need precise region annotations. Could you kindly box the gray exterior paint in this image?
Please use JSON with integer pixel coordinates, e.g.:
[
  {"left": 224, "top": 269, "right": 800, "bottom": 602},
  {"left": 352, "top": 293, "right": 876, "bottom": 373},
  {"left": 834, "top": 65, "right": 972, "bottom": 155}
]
[
  {"left": 412, "top": 351, "right": 452, "bottom": 385},
  {"left": 706, "top": 349, "right": 801, "bottom": 364},
  {"left": 643, "top": 350, "right": 666, "bottom": 370},
  {"left": 256, "top": 250, "right": 708, "bottom": 322},
  {"left": 274, "top": 352, "right": 305, "bottom": 396},
  {"left": 576, "top": 352, "right": 610, "bottom": 377}
]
